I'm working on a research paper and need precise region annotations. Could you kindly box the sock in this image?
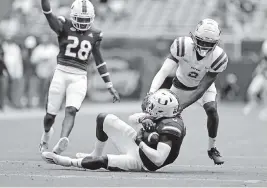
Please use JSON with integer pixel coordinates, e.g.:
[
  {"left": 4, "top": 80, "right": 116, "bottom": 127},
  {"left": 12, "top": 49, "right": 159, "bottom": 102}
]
[
  {"left": 208, "top": 137, "right": 216, "bottom": 150},
  {"left": 41, "top": 128, "right": 53, "bottom": 143},
  {"left": 91, "top": 140, "right": 106, "bottom": 156},
  {"left": 71, "top": 158, "right": 83, "bottom": 168}
]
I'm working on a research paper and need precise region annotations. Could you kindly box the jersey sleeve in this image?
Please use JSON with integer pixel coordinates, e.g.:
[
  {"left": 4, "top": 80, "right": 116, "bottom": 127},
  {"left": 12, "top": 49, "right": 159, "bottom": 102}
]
[
  {"left": 209, "top": 49, "right": 228, "bottom": 73},
  {"left": 93, "top": 28, "right": 103, "bottom": 42},
  {"left": 156, "top": 118, "right": 185, "bottom": 138},
  {"left": 170, "top": 37, "right": 186, "bottom": 61}
]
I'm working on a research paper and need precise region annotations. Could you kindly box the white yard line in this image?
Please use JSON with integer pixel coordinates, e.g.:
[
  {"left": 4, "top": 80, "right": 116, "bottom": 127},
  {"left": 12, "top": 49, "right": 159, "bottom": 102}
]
[
  {"left": 1, "top": 160, "right": 267, "bottom": 170},
  {"left": 0, "top": 173, "right": 265, "bottom": 183}
]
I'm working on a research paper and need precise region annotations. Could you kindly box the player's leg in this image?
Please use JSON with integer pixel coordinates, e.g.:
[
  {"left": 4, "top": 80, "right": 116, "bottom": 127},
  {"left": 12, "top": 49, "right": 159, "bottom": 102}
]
[
  {"left": 259, "top": 80, "right": 267, "bottom": 120},
  {"left": 53, "top": 74, "right": 87, "bottom": 154},
  {"left": 76, "top": 113, "right": 137, "bottom": 158},
  {"left": 40, "top": 69, "right": 66, "bottom": 153},
  {"left": 199, "top": 83, "right": 224, "bottom": 165},
  {"left": 243, "top": 74, "right": 265, "bottom": 115},
  {"left": 42, "top": 152, "right": 142, "bottom": 172}
]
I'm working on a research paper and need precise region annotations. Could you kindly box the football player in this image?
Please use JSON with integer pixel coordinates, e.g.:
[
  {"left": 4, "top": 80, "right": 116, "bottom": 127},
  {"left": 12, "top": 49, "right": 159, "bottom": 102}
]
[
  {"left": 147, "top": 19, "right": 227, "bottom": 165},
  {"left": 39, "top": 0, "right": 120, "bottom": 155},
  {"left": 41, "top": 89, "right": 186, "bottom": 172},
  {"left": 243, "top": 39, "right": 267, "bottom": 120}
]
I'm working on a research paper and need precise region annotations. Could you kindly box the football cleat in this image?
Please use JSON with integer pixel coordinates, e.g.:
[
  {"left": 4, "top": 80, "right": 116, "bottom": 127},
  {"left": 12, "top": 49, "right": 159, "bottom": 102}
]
[
  {"left": 41, "top": 152, "right": 57, "bottom": 164},
  {"left": 52, "top": 137, "right": 69, "bottom": 155},
  {"left": 42, "top": 152, "right": 72, "bottom": 167},
  {"left": 208, "top": 147, "right": 224, "bottom": 165}
]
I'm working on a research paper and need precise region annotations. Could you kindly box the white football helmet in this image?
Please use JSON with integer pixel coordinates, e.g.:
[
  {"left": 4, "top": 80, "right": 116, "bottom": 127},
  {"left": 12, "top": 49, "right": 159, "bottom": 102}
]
[
  {"left": 145, "top": 89, "right": 179, "bottom": 119},
  {"left": 70, "top": 0, "right": 95, "bottom": 31},
  {"left": 190, "top": 18, "right": 221, "bottom": 57}
]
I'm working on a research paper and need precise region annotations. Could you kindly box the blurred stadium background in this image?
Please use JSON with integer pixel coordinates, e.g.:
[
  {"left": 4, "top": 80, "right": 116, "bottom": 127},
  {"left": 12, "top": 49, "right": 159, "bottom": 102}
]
[{"left": 0, "top": 0, "right": 266, "bottom": 110}]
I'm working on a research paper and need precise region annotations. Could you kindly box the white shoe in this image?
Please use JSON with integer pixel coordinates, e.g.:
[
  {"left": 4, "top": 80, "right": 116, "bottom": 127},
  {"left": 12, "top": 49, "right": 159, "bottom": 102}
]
[
  {"left": 39, "top": 128, "right": 54, "bottom": 153},
  {"left": 41, "top": 152, "right": 72, "bottom": 167},
  {"left": 41, "top": 152, "right": 57, "bottom": 164},
  {"left": 76, "top": 152, "right": 92, "bottom": 159},
  {"left": 52, "top": 137, "right": 69, "bottom": 155}
]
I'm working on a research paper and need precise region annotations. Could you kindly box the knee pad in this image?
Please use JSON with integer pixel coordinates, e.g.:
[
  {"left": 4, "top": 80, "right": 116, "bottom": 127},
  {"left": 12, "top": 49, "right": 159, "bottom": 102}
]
[{"left": 65, "top": 106, "right": 77, "bottom": 116}]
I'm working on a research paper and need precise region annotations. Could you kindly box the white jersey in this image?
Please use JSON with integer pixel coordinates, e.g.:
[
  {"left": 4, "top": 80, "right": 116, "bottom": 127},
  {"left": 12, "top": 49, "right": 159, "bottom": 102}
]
[{"left": 170, "top": 36, "right": 228, "bottom": 87}]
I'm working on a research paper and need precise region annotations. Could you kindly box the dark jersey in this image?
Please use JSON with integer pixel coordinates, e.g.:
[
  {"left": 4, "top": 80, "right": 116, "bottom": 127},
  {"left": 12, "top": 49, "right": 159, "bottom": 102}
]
[
  {"left": 57, "top": 18, "right": 102, "bottom": 71},
  {"left": 139, "top": 117, "right": 186, "bottom": 171}
]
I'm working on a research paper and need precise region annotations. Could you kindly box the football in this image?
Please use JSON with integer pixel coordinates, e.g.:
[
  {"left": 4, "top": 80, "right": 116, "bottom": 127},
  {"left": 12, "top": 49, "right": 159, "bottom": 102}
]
[{"left": 143, "top": 131, "right": 160, "bottom": 145}]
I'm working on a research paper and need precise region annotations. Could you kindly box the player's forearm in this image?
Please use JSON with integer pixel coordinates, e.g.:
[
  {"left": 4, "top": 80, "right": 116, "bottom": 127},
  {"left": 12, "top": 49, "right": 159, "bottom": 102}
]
[
  {"left": 139, "top": 142, "right": 170, "bottom": 167},
  {"left": 149, "top": 58, "right": 177, "bottom": 93},
  {"left": 41, "top": 0, "right": 63, "bottom": 34},
  {"left": 128, "top": 112, "right": 150, "bottom": 124},
  {"left": 96, "top": 62, "right": 113, "bottom": 88}
]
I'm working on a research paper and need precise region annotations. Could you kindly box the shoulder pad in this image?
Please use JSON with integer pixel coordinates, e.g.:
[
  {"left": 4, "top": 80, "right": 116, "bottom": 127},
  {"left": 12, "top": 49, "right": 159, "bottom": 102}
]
[
  {"left": 156, "top": 117, "right": 185, "bottom": 138},
  {"left": 210, "top": 47, "right": 228, "bottom": 73},
  {"left": 170, "top": 36, "right": 194, "bottom": 60}
]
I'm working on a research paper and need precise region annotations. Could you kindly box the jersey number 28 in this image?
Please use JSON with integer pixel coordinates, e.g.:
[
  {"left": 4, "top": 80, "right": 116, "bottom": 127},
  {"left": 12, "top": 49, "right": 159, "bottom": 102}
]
[{"left": 65, "top": 36, "right": 92, "bottom": 61}]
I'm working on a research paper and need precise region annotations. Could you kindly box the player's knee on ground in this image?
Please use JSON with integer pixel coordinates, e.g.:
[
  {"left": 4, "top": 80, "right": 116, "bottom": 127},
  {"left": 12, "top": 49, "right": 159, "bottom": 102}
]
[
  {"left": 204, "top": 102, "right": 218, "bottom": 118},
  {"left": 44, "top": 113, "right": 56, "bottom": 131},
  {"left": 81, "top": 156, "right": 108, "bottom": 170},
  {"left": 65, "top": 106, "right": 77, "bottom": 117}
]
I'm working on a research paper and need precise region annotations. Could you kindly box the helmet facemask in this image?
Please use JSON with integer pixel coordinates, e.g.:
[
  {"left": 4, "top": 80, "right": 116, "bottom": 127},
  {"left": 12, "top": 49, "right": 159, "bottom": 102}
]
[
  {"left": 71, "top": 15, "right": 94, "bottom": 31},
  {"left": 190, "top": 32, "right": 218, "bottom": 57}
]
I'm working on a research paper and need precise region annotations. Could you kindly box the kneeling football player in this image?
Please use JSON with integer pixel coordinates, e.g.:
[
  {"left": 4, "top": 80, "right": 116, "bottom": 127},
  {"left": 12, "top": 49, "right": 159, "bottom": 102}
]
[{"left": 42, "top": 89, "right": 186, "bottom": 172}]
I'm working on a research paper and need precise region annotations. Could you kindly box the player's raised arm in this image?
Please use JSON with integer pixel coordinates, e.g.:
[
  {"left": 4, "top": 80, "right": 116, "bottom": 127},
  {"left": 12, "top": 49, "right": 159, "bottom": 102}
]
[
  {"left": 41, "top": 0, "right": 64, "bottom": 35},
  {"left": 92, "top": 38, "right": 120, "bottom": 102}
]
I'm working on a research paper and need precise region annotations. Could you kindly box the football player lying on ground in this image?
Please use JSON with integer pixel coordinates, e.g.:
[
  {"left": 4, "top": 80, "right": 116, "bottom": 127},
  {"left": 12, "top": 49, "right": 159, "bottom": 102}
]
[{"left": 42, "top": 89, "right": 186, "bottom": 172}]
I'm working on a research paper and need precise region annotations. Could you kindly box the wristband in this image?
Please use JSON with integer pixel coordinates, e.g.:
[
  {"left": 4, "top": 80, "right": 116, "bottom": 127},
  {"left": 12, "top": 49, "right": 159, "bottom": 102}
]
[
  {"left": 42, "top": 9, "right": 52, "bottom": 14},
  {"left": 106, "top": 82, "right": 113, "bottom": 89}
]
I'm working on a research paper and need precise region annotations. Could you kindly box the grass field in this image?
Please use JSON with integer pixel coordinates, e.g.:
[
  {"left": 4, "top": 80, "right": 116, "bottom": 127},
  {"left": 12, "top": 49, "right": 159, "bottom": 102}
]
[{"left": 0, "top": 101, "right": 266, "bottom": 187}]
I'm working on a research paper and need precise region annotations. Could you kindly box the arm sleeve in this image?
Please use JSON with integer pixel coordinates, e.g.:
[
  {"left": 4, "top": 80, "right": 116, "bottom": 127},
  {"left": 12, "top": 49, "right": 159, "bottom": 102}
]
[
  {"left": 149, "top": 58, "right": 177, "bottom": 93},
  {"left": 139, "top": 142, "right": 171, "bottom": 167}
]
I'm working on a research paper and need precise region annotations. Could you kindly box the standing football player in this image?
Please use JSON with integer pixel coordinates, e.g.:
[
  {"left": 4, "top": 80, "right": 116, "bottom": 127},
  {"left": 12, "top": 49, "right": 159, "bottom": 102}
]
[
  {"left": 243, "top": 39, "right": 267, "bottom": 120},
  {"left": 42, "top": 89, "right": 186, "bottom": 172},
  {"left": 147, "top": 19, "right": 227, "bottom": 165},
  {"left": 39, "top": 0, "right": 120, "bottom": 155}
]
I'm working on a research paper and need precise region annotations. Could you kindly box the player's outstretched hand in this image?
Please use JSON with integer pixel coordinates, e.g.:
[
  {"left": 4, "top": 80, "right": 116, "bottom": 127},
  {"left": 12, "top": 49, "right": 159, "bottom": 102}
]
[{"left": 108, "top": 87, "right": 120, "bottom": 103}]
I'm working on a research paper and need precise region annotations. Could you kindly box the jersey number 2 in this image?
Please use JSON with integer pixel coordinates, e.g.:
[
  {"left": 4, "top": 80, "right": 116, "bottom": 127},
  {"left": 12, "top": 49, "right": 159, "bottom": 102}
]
[
  {"left": 65, "top": 36, "right": 92, "bottom": 61},
  {"left": 188, "top": 71, "right": 199, "bottom": 78}
]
